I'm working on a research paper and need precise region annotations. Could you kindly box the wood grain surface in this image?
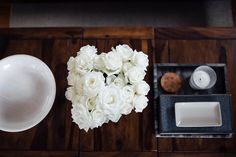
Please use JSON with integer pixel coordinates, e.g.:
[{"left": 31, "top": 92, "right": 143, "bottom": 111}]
[
  {"left": 0, "top": 27, "right": 235, "bottom": 157},
  {"left": 0, "top": 4, "right": 10, "bottom": 28}
]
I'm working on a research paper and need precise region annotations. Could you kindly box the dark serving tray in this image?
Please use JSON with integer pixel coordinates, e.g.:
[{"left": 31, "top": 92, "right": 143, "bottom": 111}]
[
  {"left": 153, "top": 64, "right": 232, "bottom": 138},
  {"left": 157, "top": 95, "right": 233, "bottom": 135},
  {"left": 153, "top": 64, "right": 228, "bottom": 99}
]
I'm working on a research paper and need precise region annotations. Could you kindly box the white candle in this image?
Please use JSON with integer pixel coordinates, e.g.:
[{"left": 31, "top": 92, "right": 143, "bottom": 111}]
[{"left": 192, "top": 70, "right": 211, "bottom": 89}]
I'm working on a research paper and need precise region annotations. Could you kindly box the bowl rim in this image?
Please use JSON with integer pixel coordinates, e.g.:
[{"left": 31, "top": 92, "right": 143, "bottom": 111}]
[{"left": 0, "top": 54, "right": 56, "bottom": 132}]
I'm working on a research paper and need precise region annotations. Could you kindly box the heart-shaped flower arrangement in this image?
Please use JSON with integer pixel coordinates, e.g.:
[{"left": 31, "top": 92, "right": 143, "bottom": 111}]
[{"left": 65, "top": 44, "right": 150, "bottom": 131}]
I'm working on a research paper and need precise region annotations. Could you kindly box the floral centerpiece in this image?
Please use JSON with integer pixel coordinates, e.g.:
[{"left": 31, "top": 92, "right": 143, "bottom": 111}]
[{"left": 65, "top": 44, "right": 150, "bottom": 131}]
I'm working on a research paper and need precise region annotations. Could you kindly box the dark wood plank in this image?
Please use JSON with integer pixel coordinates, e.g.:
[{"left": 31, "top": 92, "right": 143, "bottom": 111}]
[
  {"left": 154, "top": 39, "right": 171, "bottom": 152},
  {"left": 224, "top": 40, "right": 236, "bottom": 151},
  {"left": 36, "top": 39, "right": 79, "bottom": 150},
  {"left": 101, "top": 112, "right": 142, "bottom": 151},
  {"left": 2, "top": 39, "right": 42, "bottom": 58},
  {"left": 154, "top": 40, "right": 169, "bottom": 63},
  {"left": 2, "top": 27, "right": 236, "bottom": 40},
  {"left": 159, "top": 152, "right": 236, "bottom": 157},
  {"left": 80, "top": 152, "right": 157, "bottom": 157},
  {"left": 83, "top": 27, "right": 153, "bottom": 39},
  {"left": 0, "top": 4, "right": 10, "bottom": 28},
  {"left": 169, "top": 40, "right": 221, "bottom": 63},
  {"left": 227, "top": 40, "right": 236, "bottom": 98},
  {"left": 141, "top": 39, "right": 158, "bottom": 151},
  {"left": 0, "top": 151, "right": 78, "bottom": 157},
  {"left": 155, "top": 28, "right": 236, "bottom": 40},
  {"left": 0, "top": 28, "right": 153, "bottom": 40}
]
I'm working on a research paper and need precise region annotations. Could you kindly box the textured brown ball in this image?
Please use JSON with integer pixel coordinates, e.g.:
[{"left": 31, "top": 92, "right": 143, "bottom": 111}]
[{"left": 160, "top": 72, "right": 183, "bottom": 93}]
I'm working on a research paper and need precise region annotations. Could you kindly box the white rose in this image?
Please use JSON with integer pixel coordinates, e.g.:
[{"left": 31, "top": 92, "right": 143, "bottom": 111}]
[
  {"left": 94, "top": 53, "right": 106, "bottom": 71},
  {"left": 122, "top": 85, "right": 135, "bottom": 103},
  {"left": 122, "top": 62, "right": 134, "bottom": 73},
  {"left": 97, "top": 85, "right": 123, "bottom": 122},
  {"left": 106, "top": 75, "right": 126, "bottom": 87},
  {"left": 67, "top": 71, "right": 79, "bottom": 86},
  {"left": 78, "top": 45, "right": 97, "bottom": 57},
  {"left": 66, "top": 87, "right": 81, "bottom": 104},
  {"left": 65, "top": 87, "right": 77, "bottom": 102},
  {"left": 107, "top": 113, "right": 122, "bottom": 123},
  {"left": 74, "top": 54, "right": 94, "bottom": 75},
  {"left": 71, "top": 103, "right": 92, "bottom": 132},
  {"left": 115, "top": 44, "right": 134, "bottom": 61},
  {"left": 131, "top": 50, "right": 149, "bottom": 70},
  {"left": 82, "top": 72, "right": 105, "bottom": 97},
  {"left": 78, "top": 96, "right": 96, "bottom": 111},
  {"left": 75, "top": 77, "right": 83, "bottom": 95},
  {"left": 125, "top": 67, "right": 146, "bottom": 84},
  {"left": 106, "top": 75, "right": 116, "bottom": 85},
  {"left": 133, "top": 95, "right": 148, "bottom": 112},
  {"left": 120, "top": 102, "right": 133, "bottom": 115},
  {"left": 86, "top": 97, "right": 97, "bottom": 111},
  {"left": 103, "top": 51, "right": 122, "bottom": 76},
  {"left": 104, "top": 51, "right": 122, "bottom": 71},
  {"left": 72, "top": 95, "right": 80, "bottom": 104},
  {"left": 112, "top": 75, "right": 126, "bottom": 87},
  {"left": 67, "top": 56, "right": 76, "bottom": 72},
  {"left": 134, "top": 81, "right": 150, "bottom": 95},
  {"left": 91, "top": 109, "right": 107, "bottom": 128}
]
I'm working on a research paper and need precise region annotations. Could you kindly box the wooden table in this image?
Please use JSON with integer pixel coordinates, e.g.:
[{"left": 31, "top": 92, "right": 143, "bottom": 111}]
[{"left": 0, "top": 27, "right": 235, "bottom": 157}]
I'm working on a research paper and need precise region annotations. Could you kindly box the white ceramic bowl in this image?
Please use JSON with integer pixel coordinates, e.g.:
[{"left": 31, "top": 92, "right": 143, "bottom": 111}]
[{"left": 0, "top": 55, "right": 56, "bottom": 132}]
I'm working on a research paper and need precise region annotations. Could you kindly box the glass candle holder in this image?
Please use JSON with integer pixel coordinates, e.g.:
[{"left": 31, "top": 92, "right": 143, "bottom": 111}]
[{"left": 189, "top": 65, "right": 217, "bottom": 90}]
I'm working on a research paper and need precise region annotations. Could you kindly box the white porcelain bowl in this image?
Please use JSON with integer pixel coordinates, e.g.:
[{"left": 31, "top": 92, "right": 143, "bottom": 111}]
[{"left": 0, "top": 55, "right": 56, "bottom": 132}]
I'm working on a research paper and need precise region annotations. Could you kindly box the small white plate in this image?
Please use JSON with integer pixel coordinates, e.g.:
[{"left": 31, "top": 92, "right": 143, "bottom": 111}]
[
  {"left": 175, "top": 102, "right": 222, "bottom": 127},
  {"left": 0, "top": 55, "right": 56, "bottom": 132}
]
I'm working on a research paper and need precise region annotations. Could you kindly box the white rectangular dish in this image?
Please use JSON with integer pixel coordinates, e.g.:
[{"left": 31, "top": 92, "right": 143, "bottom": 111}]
[{"left": 175, "top": 102, "right": 222, "bottom": 127}]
